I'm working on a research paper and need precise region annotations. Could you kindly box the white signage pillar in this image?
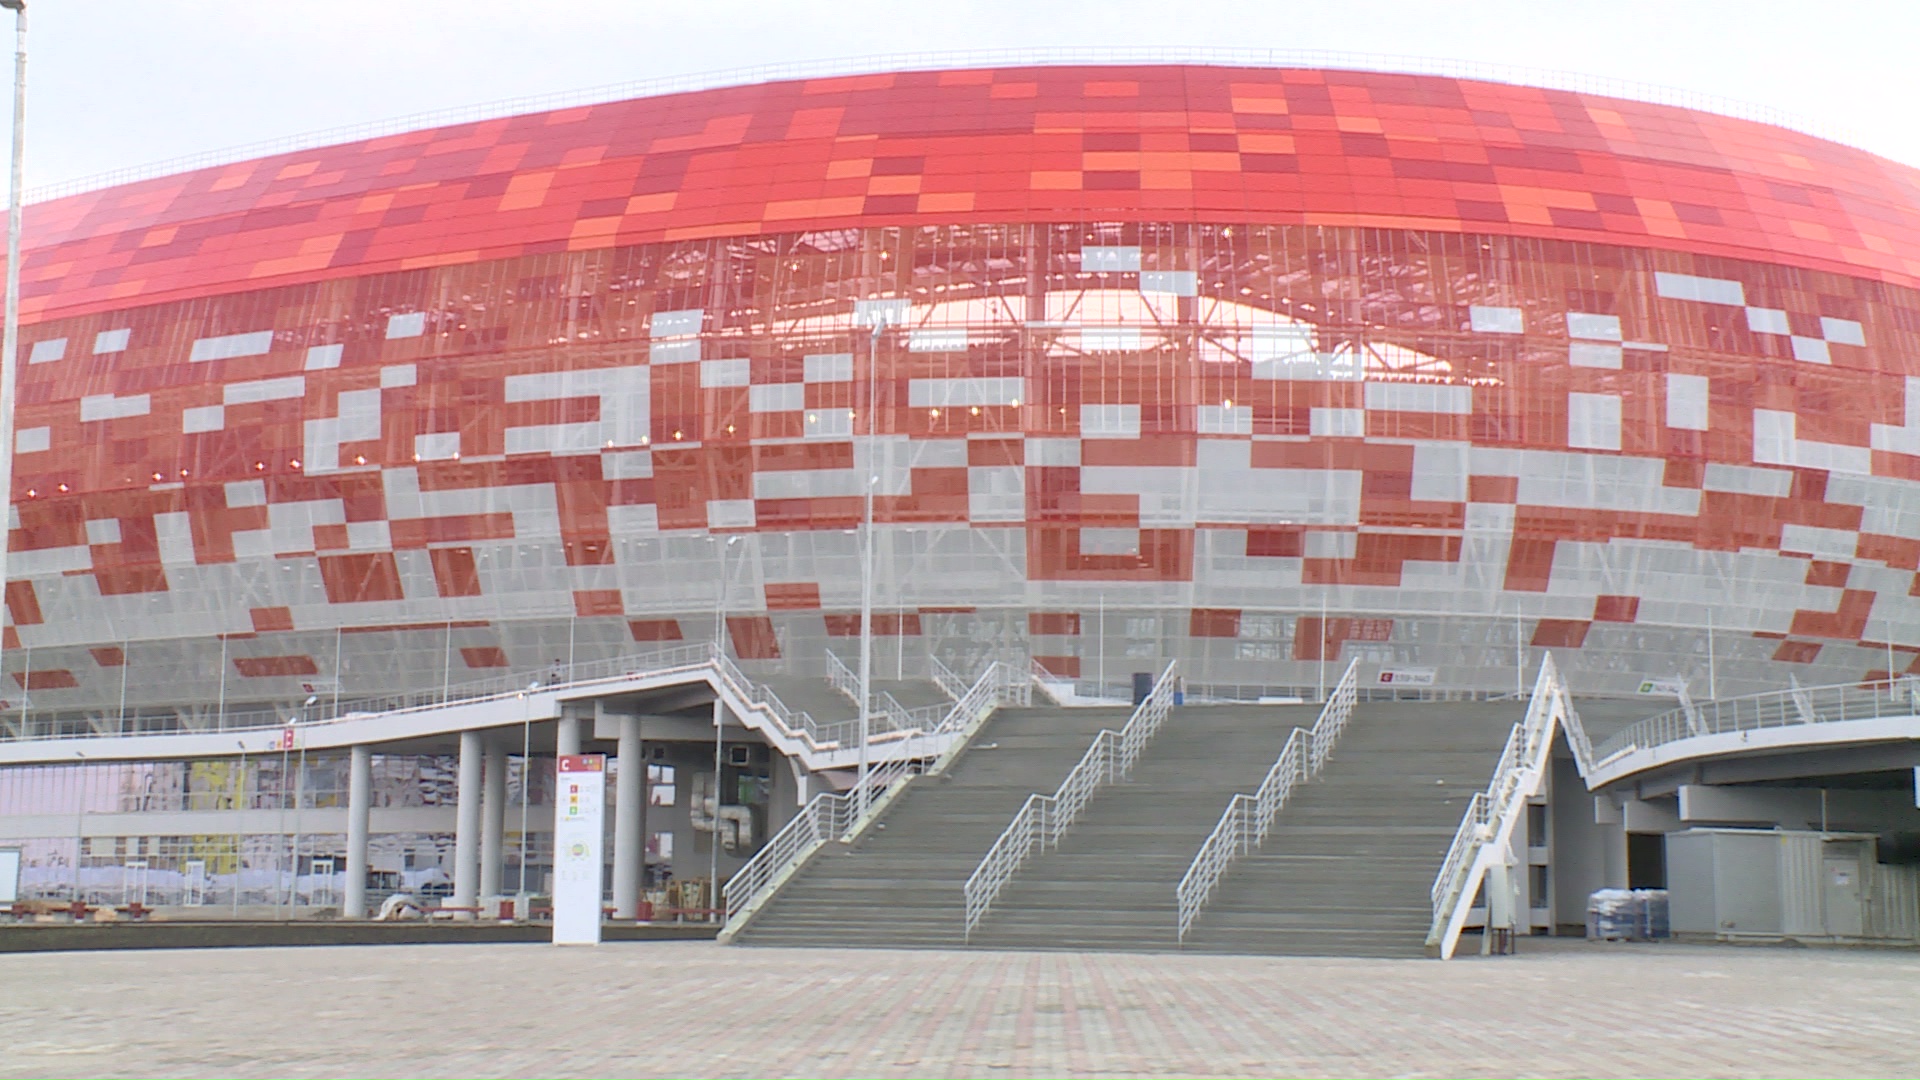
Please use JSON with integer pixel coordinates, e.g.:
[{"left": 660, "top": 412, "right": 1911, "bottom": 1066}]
[{"left": 554, "top": 754, "right": 606, "bottom": 945}]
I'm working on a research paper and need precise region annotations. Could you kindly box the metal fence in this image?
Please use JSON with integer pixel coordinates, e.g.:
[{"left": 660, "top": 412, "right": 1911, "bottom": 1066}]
[{"left": 1596, "top": 677, "right": 1919, "bottom": 765}]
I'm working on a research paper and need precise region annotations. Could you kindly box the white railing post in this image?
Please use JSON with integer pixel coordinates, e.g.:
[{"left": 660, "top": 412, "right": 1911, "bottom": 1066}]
[{"left": 963, "top": 660, "right": 1177, "bottom": 937}]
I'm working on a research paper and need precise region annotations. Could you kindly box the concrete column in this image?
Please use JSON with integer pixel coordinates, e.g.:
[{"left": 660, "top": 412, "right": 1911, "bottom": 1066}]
[
  {"left": 611, "top": 714, "right": 644, "bottom": 919},
  {"left": 453, "top": 729, "right": 482, "bottom": 912},
  {"left": 550, "top": 709, "right": 581, "bottom": 902},
  {"left": 479, "top": 739, "right": 506, "bottom": 901},
  {"left": 344, "top": 744, "right": 372, "bottom": 919}
]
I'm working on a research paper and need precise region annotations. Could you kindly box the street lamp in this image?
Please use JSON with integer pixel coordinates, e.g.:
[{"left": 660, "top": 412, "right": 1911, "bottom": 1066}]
[
  {"left": 855, "top": 318, "right": 886, "bottom": 819},
  {"left": 711, "top": 532, "right": 740, "bottom": 916},
  {"left": 0, "top": 1, "right": 26, "bottom": 712}
]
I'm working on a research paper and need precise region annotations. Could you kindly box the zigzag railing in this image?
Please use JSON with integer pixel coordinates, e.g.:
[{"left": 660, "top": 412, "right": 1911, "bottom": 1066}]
[
  {"left": 721, "top": 661, "right": 1020, "bottom": 937},
  {"left": 962, "top": 660, "right": 1178, "bottom": 938},
  {"left": 1424, "top": 652, "right": 1592, "bottom": 959},
  {"left": 822, "top": 651, "right": 945, "bottom": 735},
  {"left": 1174, "top": 658, "right": 1358, "bottom": 941}
]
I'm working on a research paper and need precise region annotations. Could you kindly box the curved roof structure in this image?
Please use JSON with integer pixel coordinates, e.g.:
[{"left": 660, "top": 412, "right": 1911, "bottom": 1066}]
[
  {"left": 8, "top": 62, "right": 1920, "bottom": 723},
  {"left": 20, "top": 63, "right": 1920, "bottom": 324}
]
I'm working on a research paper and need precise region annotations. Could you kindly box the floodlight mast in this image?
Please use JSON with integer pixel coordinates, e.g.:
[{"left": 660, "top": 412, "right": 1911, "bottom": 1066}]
[{"left": 0, "top": 0, "right": 26, "bottom": 719}]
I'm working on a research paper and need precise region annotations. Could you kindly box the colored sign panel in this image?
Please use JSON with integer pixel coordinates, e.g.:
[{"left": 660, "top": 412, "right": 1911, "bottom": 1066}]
[{"left": 553, "top": 754, "right": 606, "bottom": 946}]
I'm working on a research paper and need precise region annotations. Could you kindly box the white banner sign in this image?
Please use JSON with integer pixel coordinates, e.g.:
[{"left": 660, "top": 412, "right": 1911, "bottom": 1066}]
[
  {"left": 1376, "top": 667, "right": 1436, "bottom": 686},
  {"left": 0, "top": 848, "right": 18, "bottom": 904},
  {"left": 1637, "top": 677, "right": 1687, "bottom": 697},
  {"left": 553, "top": 755, "right": 606, "bottom": 946}
]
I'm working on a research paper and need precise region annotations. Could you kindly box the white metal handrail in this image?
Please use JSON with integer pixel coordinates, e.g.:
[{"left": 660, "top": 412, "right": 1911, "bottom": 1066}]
[
  {"left": 0, "top": 640, "right": 865, "bottom": 764},
  {"left": 722, "top": 748, "right": 922, "bottom": 928},
  {"left": 1174, "top": 658, "right": 1358, "bottom": 941},
  {"left": 1595, "top": 675, "right": 1914, "bottom": 764},
  {"left": 722, "top": 660, "right": 1022, "bottom": 933},
  {"left": 824, "top": 650, "right": 862, "bottom": 706},
  {"left": 929, "top": 655, "right": 968, "bottom": 701},
  {"left": 1425, "top": 653, "right": 1575, "bottom": 959},
  {"left": 822, "top": 650, "right": 937, "bottom": 734},
  {"left": 962, "top": 660, "right": 1178, "bottom": 938}
]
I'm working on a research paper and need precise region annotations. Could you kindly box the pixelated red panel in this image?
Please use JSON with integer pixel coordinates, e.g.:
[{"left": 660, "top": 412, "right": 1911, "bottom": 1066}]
[
  {"left": 1773, "top": 640, "right": 1823, "bottom": 663},
  {"left": 1033, "top": 655, "right": 1082, "bottom": 678},
  {"left": 821, "top": 613, "right": 923, "bottom": 637},
  {"left": 726, "top": 615, "right": 780, "bottom": 659},
  {"left": 627, "top": 618, "right": 684, "bottom": 642},
  {"left": 1029, "top": 612, "right": 1082, "bottom": 636},
  {"left": 763, "top": 583, "right": 823, "bottom": 611},
  {"left": 1530, "top": 619, "right": 1591, "bottom": 648},
  {"left": 1189, "top": 609, "right": 1241, "bottom": 638},
  {"left": 461, "top": 646, "right": 510, "bottom": 668},
  {"left": 573, "top": 589, "right": 623, "bottom": 617},
  {"left": 1292, "top": 616, "right": 1394, "bottom": 661},
  {"left": 232, "top": 655, "right": 320, "bottom": 678},
  {"left": 15, "top": 64, "right": 1920, "bottom": 326}
]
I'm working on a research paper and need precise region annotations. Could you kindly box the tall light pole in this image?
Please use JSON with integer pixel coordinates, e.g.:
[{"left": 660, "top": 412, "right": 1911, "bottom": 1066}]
[
  {"left": 711, "top": 532, "right": 740, "bottom": 911},
  {"left": 0, "top": 1, "right": 25, "bottom": 716},
  {"left": 855, "top": 319, "right": 883, "bottom": 818}
]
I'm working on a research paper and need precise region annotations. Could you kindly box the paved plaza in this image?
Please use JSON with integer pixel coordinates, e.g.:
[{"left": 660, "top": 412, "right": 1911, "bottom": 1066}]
[{"left": 1, "top": 938, "right": 1916, "bottom": 1077}]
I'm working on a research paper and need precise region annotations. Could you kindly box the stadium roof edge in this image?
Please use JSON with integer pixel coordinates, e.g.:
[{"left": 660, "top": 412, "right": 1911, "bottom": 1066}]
[{"left": 23, "top": 46, "right": 1881, "bottom": 206}]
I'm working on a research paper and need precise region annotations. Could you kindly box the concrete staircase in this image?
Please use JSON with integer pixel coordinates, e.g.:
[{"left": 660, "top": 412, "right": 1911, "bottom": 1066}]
[
  {"left": 729, "top": 705, "right": 1132, "bottom": 949},
  {"left": 872, "top": 679, "right": 953, "bottom": 712},
  {"left": 1178, "top": 701, "right": 1521, "bottom": 958},
  {"left": 964, "top": 704, "right": 1318, "bottom": 951}
]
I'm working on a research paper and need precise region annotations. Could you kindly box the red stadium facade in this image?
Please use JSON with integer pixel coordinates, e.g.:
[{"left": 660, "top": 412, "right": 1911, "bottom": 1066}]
[{"left": 7, "top": 62, "right": 1920, "bottom": 729}]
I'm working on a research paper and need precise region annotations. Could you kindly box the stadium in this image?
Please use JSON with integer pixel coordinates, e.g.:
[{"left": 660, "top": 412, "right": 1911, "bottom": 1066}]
[{"left": 1, "top": 57, "right": 1918, "bottom": 956}]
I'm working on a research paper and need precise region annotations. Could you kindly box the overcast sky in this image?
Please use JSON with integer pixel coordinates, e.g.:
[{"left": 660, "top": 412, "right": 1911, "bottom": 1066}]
[{"left": 16, "top": 0, "right": 1920, "bottom": 198}]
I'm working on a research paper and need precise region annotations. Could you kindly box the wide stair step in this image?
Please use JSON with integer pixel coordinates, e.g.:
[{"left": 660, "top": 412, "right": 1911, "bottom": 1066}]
[{"left": 734, "top": 697, "right": 1538, "bottom": 958}]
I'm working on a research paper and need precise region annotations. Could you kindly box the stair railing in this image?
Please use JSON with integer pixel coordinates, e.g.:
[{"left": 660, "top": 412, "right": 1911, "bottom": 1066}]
[
  {"left": 719, "top": 745, "right": 923, "bottom": 936},
  {"left": 824, "top": 650, "right": 862, "bottom": 706},
  {"left": 929, "top": 654, "right": 968, "bottom": 701},
  {"left": 707, "top": 646, "right": 852, "bottom": 752},
  {"left": 720, "top": 660, "right": 1023, "bottom": 939},
  {"left": 1425, "top": 651, "right": 1575, "bottom": 959},
  {"left": 1174, "top": 658, "right": 1358, "bottom": 941},
  {"left": 962, "top": 660, "right": 1179, "bottom": 938}
]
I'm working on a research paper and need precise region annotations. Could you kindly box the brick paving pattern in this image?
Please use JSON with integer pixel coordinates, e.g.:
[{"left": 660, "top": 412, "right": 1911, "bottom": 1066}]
[{"left": 1, "top": 939, "right": 1916, "bottom": 1077}]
